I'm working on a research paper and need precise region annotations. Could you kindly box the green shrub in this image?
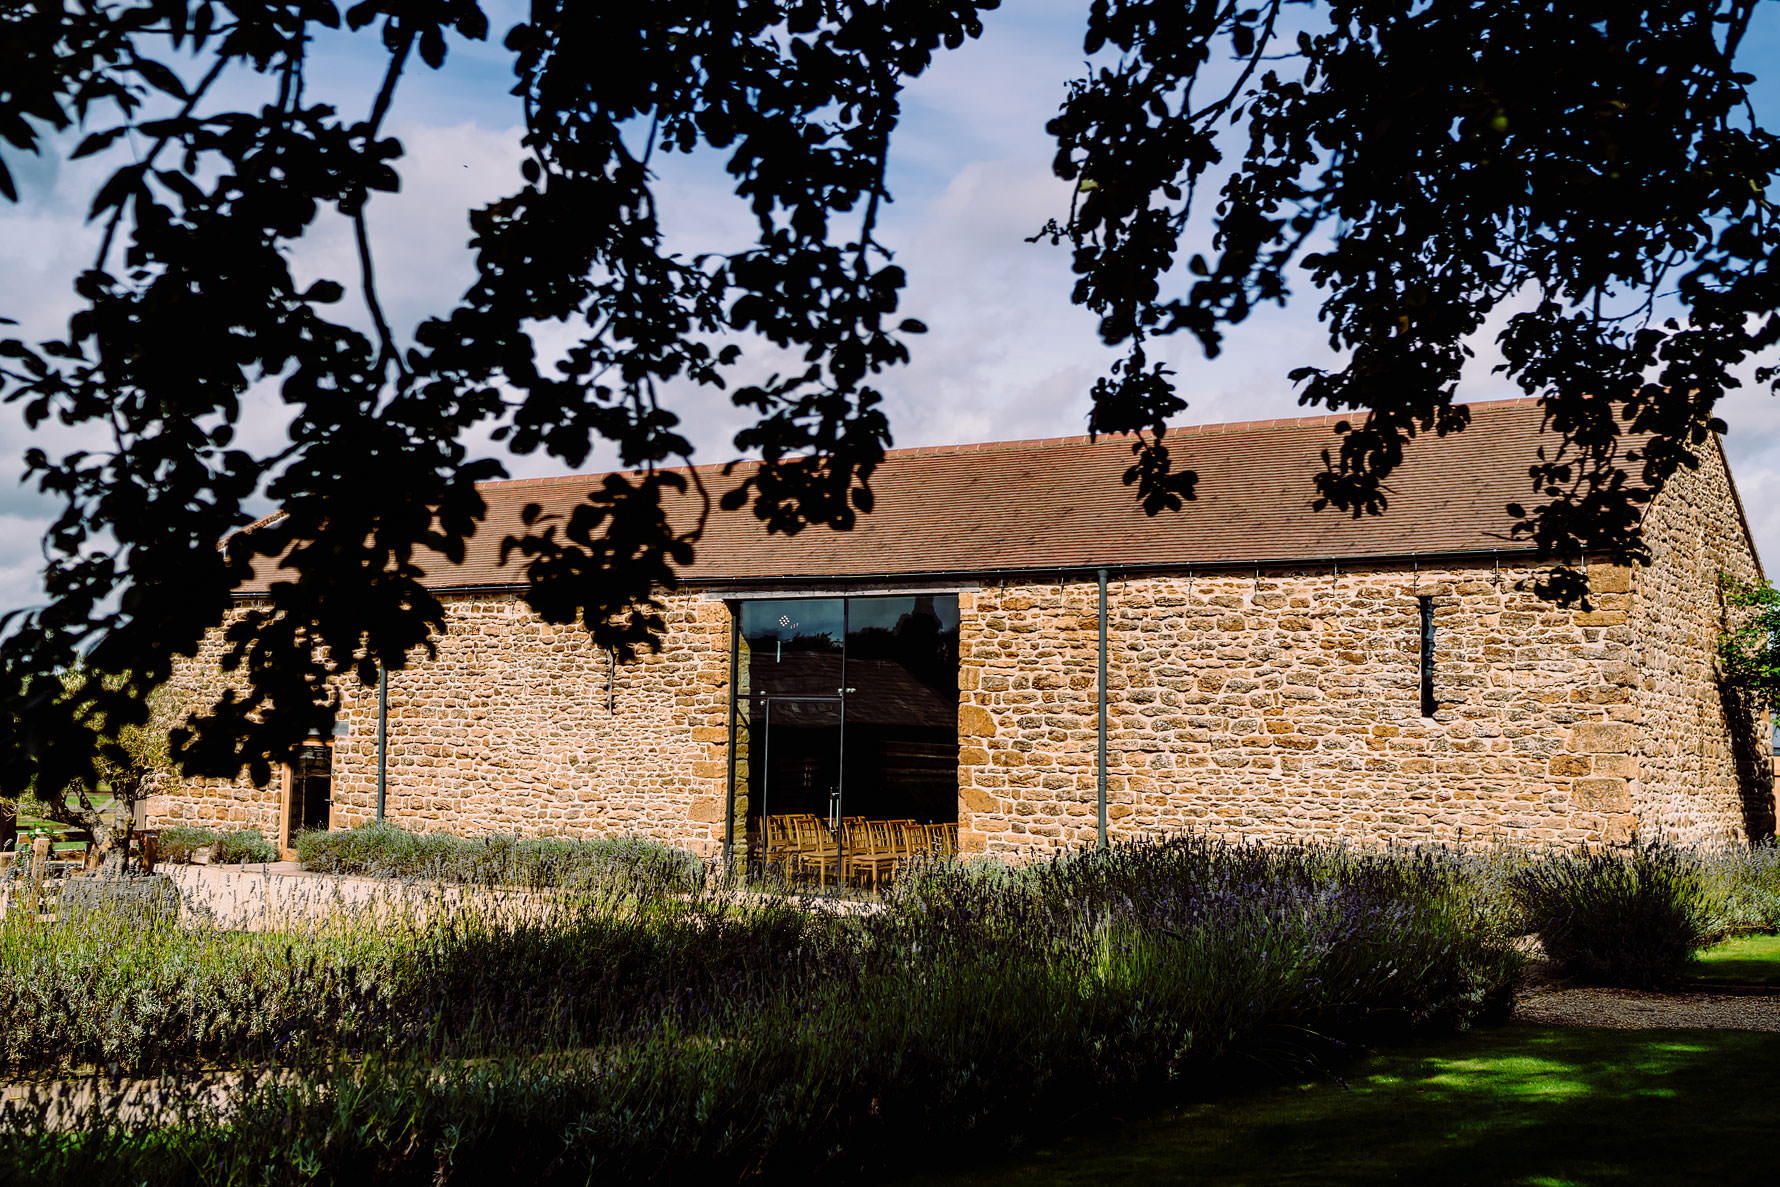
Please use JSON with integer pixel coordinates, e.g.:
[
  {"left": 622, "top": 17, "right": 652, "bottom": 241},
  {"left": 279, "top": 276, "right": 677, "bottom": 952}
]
[
  {"left": 1512, "top": 844, "right": 1723, "bottom": 987},
  {"left": 0, "top": 834, "right": 1528, "bottom": 1184},
  {"left": 153, "top": 826, "right": 216, "bottom": 865},
  {"left": 208, "top": 827, "right": 277, "bottom": 865},
  {"left": 295, "top": 818, "right": 453, "bottom": 876},
  {"left": 296, "top": 820, "right": 701, "bottom": 894}
]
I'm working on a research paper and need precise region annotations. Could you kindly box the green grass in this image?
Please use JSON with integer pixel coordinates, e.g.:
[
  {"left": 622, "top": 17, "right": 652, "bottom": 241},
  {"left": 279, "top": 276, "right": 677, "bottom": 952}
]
[
  {"left": 13, "top": 818, "right": 92, "bottom": 854},
  {"left": 1687, "top": 933, "right": 1780, "bottom": 986},
  {"left": 896, "top": 1026, "right": 1780, "bottom": 1187}
]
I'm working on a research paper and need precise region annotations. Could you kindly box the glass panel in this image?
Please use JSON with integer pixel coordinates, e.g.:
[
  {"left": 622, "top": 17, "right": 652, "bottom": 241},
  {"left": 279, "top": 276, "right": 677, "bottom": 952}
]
[
  {"left": 758, "top": 697, "right": 844, "bottom": 824},
  {"left": 741, "top": 598, "right": 845, "bottom": 699},
  {"left": 843, "top": 595, "right": 960, "bottom": 825},
  {"left": 732, "top": 594, "right": 960, "bottom": 878},
  {"left": 740, "top": 600, "right": 846, "bottom": 866},
  {"left": 289, "top": 743, "right": 333, "bottom": 837}
]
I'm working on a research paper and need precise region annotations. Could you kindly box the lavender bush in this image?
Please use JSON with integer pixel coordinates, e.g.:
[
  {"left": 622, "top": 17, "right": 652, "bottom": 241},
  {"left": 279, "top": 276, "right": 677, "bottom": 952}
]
[
  {"left": 207, "top": 827, "right": 277, "bottom": 865},
  {"left": 1698, "top": 841, "right": 1780, "bottom": 933},
  {"left": 295, "top": 820, "right": 701, "bottom": 893},
  {"left": 1512, "top": 842, "right": 1720, "bottom": 987},
  {"left": 0, "top": 835, "right": 1525, "bottom": 1185},
  {"left": 151, "top": 826, "right": 216, "bottom": 865}
]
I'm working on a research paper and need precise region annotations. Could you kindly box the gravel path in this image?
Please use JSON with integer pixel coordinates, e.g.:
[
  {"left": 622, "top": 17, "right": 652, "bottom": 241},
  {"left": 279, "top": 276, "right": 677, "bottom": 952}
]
[{"left": 1515, "top": 980, "right": 1780, "bottom": 1031}]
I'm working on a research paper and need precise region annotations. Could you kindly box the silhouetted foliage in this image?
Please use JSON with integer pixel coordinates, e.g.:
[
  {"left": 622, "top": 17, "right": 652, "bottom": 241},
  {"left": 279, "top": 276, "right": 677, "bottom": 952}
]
[{"left": 2, "top": 1, "right": 1777, "bottom": 792}]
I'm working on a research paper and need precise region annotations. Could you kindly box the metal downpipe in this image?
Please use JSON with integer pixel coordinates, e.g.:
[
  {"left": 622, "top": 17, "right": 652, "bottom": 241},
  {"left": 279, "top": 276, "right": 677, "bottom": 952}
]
[
  {"left": 376, "top": 662, "right": 388, "bottom": 821},
  {"left": 724, "top": 608, "right": 740, "bottom": 875},
  {"left": 1097, "top": 567, "right": 1109, "bottom": 850}
]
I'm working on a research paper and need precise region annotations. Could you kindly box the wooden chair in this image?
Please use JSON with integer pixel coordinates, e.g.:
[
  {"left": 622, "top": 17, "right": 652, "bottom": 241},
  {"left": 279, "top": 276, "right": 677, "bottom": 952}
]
[
  {"left": 836, "top": 817, "right": 871, "bottom": 888},
  {"left": 27, "top": 835, "right": 52, "bottom": 885},
  {"left": 134, "top": 829, "right": 159, "bottom": 874},
  {"left": 792, "top": 815, "right": 840, "bottom": 887},
  {"left": 844, "top": 819, "right": 910, "bottom": 890},
  {"left": 838, "top": 817, "right": 871, "bottom": 888},
  {"left": 760, "top": 814, "right": 803, "bottom": 878},
  {"left": 883, "top": 820, "right": 921, "bottom": 883}
]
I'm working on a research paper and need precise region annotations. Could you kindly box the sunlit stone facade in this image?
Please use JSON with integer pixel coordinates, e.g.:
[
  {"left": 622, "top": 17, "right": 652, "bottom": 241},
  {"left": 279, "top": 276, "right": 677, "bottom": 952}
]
[{"left": 155, "top": 426, "right": 1774, "bottom": 858}]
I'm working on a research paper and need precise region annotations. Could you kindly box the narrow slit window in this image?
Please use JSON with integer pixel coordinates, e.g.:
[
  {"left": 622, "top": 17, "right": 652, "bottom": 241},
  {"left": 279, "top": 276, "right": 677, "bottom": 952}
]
[{"left": 1419, "top": 595, "right": 1437, "bottom": 718}]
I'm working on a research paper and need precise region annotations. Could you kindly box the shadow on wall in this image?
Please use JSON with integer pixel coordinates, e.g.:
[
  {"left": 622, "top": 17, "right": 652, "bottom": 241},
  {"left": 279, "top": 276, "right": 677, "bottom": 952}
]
[{"left": 1717, "top": 682, "right": 1777, "bottom": 843}]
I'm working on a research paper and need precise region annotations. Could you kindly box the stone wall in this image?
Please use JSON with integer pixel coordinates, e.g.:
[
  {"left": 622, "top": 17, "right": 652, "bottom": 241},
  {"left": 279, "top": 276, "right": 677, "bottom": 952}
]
[
  {"left": 156, "top": 591, "right": 735, "bottom": 857},
  {"left": 955, "top": 553, "right": 1750, "bottom": 856},
  {"left": 150, "top": 603, "right": 284, "bottom": 839},
  {"left": 157, "top": 442, "right": 1768, "bottom": 858},
  {"left": 1627, "top": 436, "right": 1773, "bottom": 844}
]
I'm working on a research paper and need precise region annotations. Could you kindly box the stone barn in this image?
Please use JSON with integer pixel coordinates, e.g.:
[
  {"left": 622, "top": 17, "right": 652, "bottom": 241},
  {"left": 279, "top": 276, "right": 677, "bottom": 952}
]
[{"left": 156, "top": 398, "right": 1777, "bottom": 860}]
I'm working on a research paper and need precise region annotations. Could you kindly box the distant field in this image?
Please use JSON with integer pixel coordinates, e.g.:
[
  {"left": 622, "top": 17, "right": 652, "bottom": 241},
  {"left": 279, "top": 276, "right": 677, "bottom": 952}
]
[{"left": 13, "top": 796, "right": 118, "bottom": 851}]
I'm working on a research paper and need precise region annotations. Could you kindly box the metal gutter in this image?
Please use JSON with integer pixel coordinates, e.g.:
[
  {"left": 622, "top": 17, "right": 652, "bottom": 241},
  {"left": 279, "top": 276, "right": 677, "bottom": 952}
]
[
  {"left": 617, "top": 547, "right": 1547, "bottom": 591},
  {"left": 243, "top": 545, "right": 1544, "bottom": 602}
]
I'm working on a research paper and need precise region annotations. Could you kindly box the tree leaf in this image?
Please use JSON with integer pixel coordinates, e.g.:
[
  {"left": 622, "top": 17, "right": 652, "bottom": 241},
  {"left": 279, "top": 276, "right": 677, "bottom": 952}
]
[
  {"left": 72, "top": 127, "right": 130, "bottom": 160},
  {"left": 131, "top": 56, "right": 189, "bottom": 101}
]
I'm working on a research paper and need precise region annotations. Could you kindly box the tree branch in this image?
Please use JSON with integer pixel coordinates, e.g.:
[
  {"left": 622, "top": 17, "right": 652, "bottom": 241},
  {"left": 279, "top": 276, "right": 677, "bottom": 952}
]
[
  {"left": 352, "top": 27, "right": 417, "bottom": 382},
  {"left": 93, "top": 50, "right": 232, "bottom": 272}
]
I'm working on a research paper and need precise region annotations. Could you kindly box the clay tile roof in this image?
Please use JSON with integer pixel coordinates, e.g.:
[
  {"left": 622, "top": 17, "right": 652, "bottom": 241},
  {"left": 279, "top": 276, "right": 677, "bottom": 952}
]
[{"left": 239, "top": 397, "right": 1572, "bottom": 594}]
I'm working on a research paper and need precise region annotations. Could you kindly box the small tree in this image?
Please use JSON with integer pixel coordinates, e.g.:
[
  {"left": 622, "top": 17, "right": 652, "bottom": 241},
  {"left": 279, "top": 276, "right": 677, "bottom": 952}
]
[
  {"left": 1719, "top": 576, "right": 1780, "bottom": 707},
  {"left": 29, "top": 674, "right": 175, "bottom": 874},
  {"left": 1715, "top": 575, "right": 1780, "bottom": 841}
]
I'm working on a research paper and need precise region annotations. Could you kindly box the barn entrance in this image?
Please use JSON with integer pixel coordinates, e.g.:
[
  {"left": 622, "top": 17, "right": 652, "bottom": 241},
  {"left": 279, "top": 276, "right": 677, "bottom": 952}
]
[
  {"left": 733, "top": 595, "right": 959, "bottom": 882},
  {"left": 280, "top": 741, "right": 333, "bottom": 857}
]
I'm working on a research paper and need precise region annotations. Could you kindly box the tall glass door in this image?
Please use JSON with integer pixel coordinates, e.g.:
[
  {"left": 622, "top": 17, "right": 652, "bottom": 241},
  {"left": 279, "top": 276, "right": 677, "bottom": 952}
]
[
  {"left": 758, "top": 696, "right": 844, "bottom": 826},
  {"left": 840, "top": 595, "right": 959, "bottom": 824},
  {"left": 283, "top": 742, "right": 333, "bottom": 854},
  {"left": 737, "top": 595, "right": 959, "bottom": 875}
]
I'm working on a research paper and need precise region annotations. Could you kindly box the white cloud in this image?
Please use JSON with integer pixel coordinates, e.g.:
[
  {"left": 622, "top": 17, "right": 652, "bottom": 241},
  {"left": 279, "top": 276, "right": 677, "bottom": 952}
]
[{"left": 4, "top": 1, "right": 1780, "bottom": 617}]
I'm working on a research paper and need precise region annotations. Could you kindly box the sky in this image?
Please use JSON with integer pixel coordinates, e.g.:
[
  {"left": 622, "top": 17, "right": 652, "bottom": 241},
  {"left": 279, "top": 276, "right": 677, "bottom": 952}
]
[{"left": 3, "top": 1, "right": 1780, "bottom": 617}]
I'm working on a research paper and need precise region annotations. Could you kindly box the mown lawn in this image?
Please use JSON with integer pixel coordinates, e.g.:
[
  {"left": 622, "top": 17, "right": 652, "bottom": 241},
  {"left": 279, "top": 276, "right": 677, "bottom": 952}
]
[
  {"left": 1688, "top": 933, "right": 1780, "bottom": 987},
  {"left": 897, "top": 1025, "right": 1780, "bottom": 1186}
]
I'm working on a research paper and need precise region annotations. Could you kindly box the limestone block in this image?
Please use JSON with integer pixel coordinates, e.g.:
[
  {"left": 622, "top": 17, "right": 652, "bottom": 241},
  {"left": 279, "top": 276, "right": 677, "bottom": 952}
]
[{"left": 1568, "top": 722, "right": 1635, "bottom": 754}]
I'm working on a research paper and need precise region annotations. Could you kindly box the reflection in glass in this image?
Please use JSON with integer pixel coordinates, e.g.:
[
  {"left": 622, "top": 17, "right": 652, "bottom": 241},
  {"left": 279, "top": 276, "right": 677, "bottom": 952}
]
[
  {"left": 736, "top": 595, "right": 959, "bottom": 868},
  {"left": 741, "top": 600, "right": 845, "bottom": 845},
  {"left": 843, "top": 596, "right": 959, "bottom": 824}
]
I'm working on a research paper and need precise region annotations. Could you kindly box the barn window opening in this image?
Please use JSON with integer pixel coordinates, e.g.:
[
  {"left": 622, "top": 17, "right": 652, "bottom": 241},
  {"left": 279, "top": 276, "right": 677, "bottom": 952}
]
[{"left": 1419, "top": 595, "right": 1437, "bottom": 718}]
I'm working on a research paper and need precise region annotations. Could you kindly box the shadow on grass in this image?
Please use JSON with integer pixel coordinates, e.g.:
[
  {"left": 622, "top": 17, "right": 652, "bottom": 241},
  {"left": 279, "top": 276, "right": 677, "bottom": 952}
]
[{"left": 895, "top": 1025, "right": 1780, "bottom": 1187}]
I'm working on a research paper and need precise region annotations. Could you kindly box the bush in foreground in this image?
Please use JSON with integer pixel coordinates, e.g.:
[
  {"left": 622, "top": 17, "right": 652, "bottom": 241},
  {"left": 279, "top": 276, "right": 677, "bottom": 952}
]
[
  {"left": 1512, "top": 843, "right": 1721, "bottom": 987},
  {"left": 0, "top": 835, "right": 1524, "bottom": 1185}
]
